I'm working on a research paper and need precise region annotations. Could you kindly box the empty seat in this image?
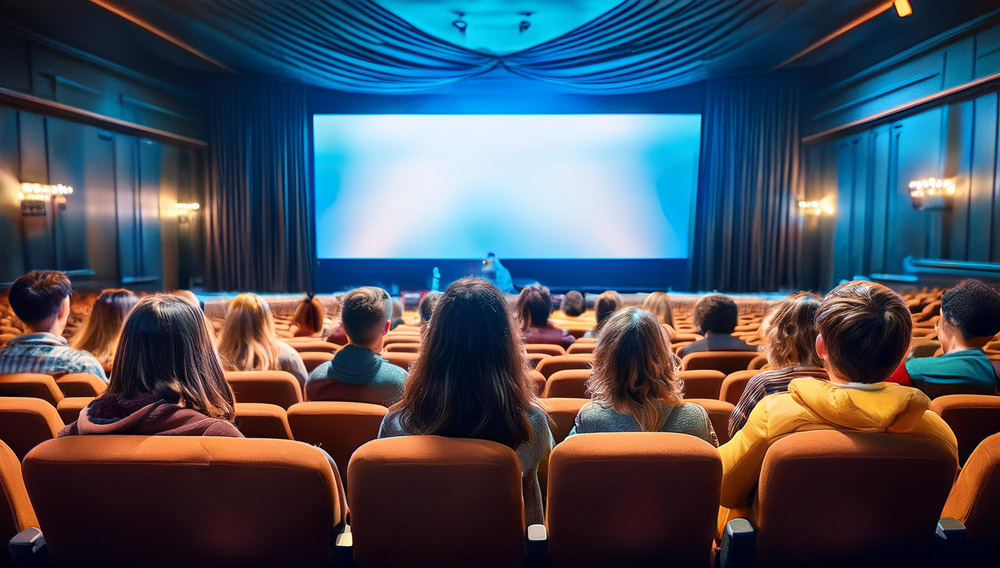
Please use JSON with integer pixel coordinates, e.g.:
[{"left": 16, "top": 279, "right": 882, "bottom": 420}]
[
  {"left": 719, "top": 370, "right": 759, "bottom": 406},
  {"left": 348, "top": 436, "right": 526, "bottom": 568},
  {"left": 55, "top": 373, "right": 106, "bottom": 398},
  {"left": 536, "top": 355, "right": 593, "bottom": 379},
  {"left": 747, "top": 355, "right": 768, "bottom": 370},
  {"left": 686, "top": 399, "right": 735, "bottom": 445},
  {"left": 0, "top": 397, "right": 63, "bottom": 460},
  {"left": 382, "top": 336, "right": 421, "bottom": 348},
  {"left": 300, "top": 351, "right": 335, "bottom": 374},
  {"left": 679, "top": 370, "right": 727, "bottom": 400},
  {"left": 525, "top": 344, "right": 566, "bottom": 357},
  {"left": 0, "top": 440, "right": 37, "bottom": 568},
  {"left": 681, "top": 351, "right": 760, "bottom": 375},
  {"left": 20, "top": 436, "right": 347, "bottom": 567},
  {"left": 225, "top": 371, "right": 303, "bottom": 409},
  {"left": 287, "top": 401, "right": 387, "bottom": 490},
  {"left": 928, "top": 395, "right": 1000, "bottom": 464},
  {"left": 529, "top": 353, "right": 552, "bottom": 368},
  {"left": 381, "top": 351, "right": 418, "bottom": 371},
  {"left": 283, "top": 338, "right": 339, "bottom": 354},
  {"left": 234, "top": 403, "right": 292, "bottom": 439},
  {"left": 382, "top": 342, "right": 420, "bottom": 353},
  {"left": 542, "top": 369, "right": 590, "bottom": 398},
  {"left": 56, "top": 397, "right": 93, "bottom": 426},
  {"left": 942, "top": 432, "right": 1000, "bottom": 563},
  {"left": 540, "top": 398, "right": 589, "bottom": 444},
  {"left": 305, "top": 377, "right": 398, "bottom": 406},
  {"left": 0, "top": 374, "right": 63, "bottom": 406},
  {"left": 565, "top": 342, "right": 596, "bottom": 355},
  {"left": 547, "top": 433, "right": 721, "bottom": 568},
  {"left": 528, "top": 370, "right": 545, "bottom": 397}
]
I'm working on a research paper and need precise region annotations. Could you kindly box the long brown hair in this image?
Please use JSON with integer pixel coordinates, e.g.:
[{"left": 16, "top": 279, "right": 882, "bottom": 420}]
[
  {"left": 107, "top": 295, "right": 235, "bottom": 421},
  {"left": 218, "top": 293, "right": 281, "bottom": 372},
  {"left": 587, "top": 307, "right": 683, "bottom": 432},
  {"left": 641, "top": 291, "right": 675, "bottom": 328},
  {"left": 292, "top": 293, "right": 326, "bottom": 337},
  {"left": 516, "top": 284, "right": 552, "bottom": 330},
  {"left": 593, "top": 290, "right": 623, "bottom": 333},
  {"left": 763, "top": 291, "right": 823, "bottom": 368},
  {"left": 72, "top": 288, "right": 138, "bottom": 369},
  {"left": 393, "top": 277, "right": 535, "bottom": 449}
]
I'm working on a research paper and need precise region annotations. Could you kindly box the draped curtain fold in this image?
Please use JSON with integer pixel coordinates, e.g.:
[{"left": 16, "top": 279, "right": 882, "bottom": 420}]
[
  {"left": 692, "top": 72, "right": 803, "bottom": 292},
  {"left": 204, "top": 77, "right": 313, "bottom": 292}
]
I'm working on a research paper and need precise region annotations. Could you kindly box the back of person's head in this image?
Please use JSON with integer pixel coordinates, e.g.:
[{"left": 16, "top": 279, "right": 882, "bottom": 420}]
[
  {"left": 560, "top": 290, "right": 585, "bottom": 317},
  {"left": 516, "top": 284, "right": 552, "bottom": 330},
  {"left": 693, "top": 294, "right": 738, "bottom": 335},
  {"left": 218, "top": 293, "right": 279, "bottom": 372},
  {"left": 341, "top": 287, "right": 391, "bottom": 347},
  {"left": 763, "top": 292, "right": 822, "bottom": 368},
  {"left": 391, "top": 297, "right": 404, "bottom": 320},
  {"left": 292, "top": 293, "right": 326, "bottom": 335},
  {"left": 815, "top": 281, "right": 912, "bottom": 384},
  {"left": 8, "top": 271, "right": 72, "bottom": 327},
  {"left": 641, "top": 291, "right": 675, "bottom": 328},
  {"left": 109, "top": 295, "right": 234, "bottom": 421},
  {"left": 594, "top": 290, "right": 624, "bottom": 332},
  {"left": 172, "top": 289, "right": 202, "bottom": 311},
  {"left": 940, "top": 280, "right": 1000, "bottom": 343},
  {"left": 395, "top": 277, "right": 534, "bottom": 449},
  {"left": 72, "top": 289, "right": 139, "bottom": 364},
  {"left": 589, "top": 307, "right": 683, "bottom": 432},
  {"left": 417, "top": 291, "right": 441, "bottom": 326}
]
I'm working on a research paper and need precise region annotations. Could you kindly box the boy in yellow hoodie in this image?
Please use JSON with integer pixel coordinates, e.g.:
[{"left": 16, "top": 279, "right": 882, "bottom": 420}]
[{"left": 718, "top": 281, "right": 958, "bottom": 530}]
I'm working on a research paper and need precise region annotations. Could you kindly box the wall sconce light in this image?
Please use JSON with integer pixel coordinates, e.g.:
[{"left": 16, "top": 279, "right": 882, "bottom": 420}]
[
  {"left": 18, "top": 183, "right": 73, "bottom": 215},
  {"left": 908, "top": 177, "right": 955, "bottom": 210},
  {"left": 798, "top": 198, "right": 835, "bottom": 216},
  {"left": 176, "top": 202, "right": 200, "bottom": 223},
  {"left": 894, "top": 0, "right": 913, "bottom": 17}
]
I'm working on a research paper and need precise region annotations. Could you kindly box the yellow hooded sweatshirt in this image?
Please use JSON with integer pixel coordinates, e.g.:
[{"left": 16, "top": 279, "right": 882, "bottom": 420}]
[{"left": 719, "top": 377, "right": 958, "bottom": 511}]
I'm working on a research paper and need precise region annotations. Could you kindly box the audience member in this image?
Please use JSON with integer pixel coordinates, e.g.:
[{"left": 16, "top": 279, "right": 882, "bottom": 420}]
[
  {"left": 677, "top": 294, "right": 757, "bottom": 356},
  {"left": 290, "top": 293, "right": 327, "bottom": 338},
  {"left": 60, "top": 295, "right": 241, "bottom": 437},
  {"left": 218, "top": 293, "right": 308, "bottom": 387},
  {"left": 559, "top": 290, "right": 585, "bottom": 317},
  {"left": 890, "top": 279, "right": 1000, "bottom": 397},
  {"left": 378, "top": 277, "right": 552, "bottom": 524},
  {"left": 172, "top": 289, "right": 218, "bottom": 344},
  {"left": 0, "top": 271, "right": 106, "bottom": 379},
  {"left": 389, "top": 297, "right": 406, "bottom": 330},
  {"left": 308, "top": 287, "right": 406, "bottom": 405},
  {"left": 728, "top": 292, "right": 827, "bottom": 437},
  {"left": 517, "top": 284, "right": 575, "bottom": 349},
  {"left": 71, "top": 288, "right": 139, "bottom": 373},
  {"left": 584, "top": 290, "right": 623, "bottom": 338},
  {"left": 641, "top": 291, "right": 676, "bottom": 339},
  {"left": 570, "top": 308, "right": 717, "bottom": 445},
  {"left": 417, "top": 291, "right": 441, "bottom": 330}
]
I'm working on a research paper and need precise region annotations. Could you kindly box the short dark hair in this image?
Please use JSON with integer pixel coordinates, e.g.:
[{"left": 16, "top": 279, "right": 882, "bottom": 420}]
[
  {"left": 516, "top": 284, "right": 552, "bottom": 330},
  {"left": 693, "top": 294, "right": 738, "bottom": 334},
  {"left": 418, "top": 292, "right": 441, "bottom": 324},
  {"left": 815, "top": 281, "right": 912, "bottom": 384},
  {"left": 560, "top": 291, "right": 585, "bottom": 317},
  {"left": 941, "top": 279, "right": 1000, "bottom": 340},
  {"left": 8, "top": 271, "right": 72, "bottom": 325},
  {"left": 341, "top": 287, "right": 391, "bottom": 346}
]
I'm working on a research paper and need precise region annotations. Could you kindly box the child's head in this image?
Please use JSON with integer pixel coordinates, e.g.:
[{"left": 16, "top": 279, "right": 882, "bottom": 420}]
[
  {"left": 938, "top": 280, "right": 1000, "bottom": 349},
  {"left": 693, "top": 294, "right": 738, "bottom": 335}
]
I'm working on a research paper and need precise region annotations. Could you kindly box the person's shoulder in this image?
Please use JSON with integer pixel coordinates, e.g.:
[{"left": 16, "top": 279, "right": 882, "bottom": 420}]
[
  {"left": 378, "top": 408, "right": 407, "bottom": 438},
  {"left": 204, "top": 419, "right": 245, "bottom": 438},
  {"left": 307, "top": 361, "right": 334, "bottom": 382},
  {"left": 377, "top": 359, "right": 408, "bottom": 382}
]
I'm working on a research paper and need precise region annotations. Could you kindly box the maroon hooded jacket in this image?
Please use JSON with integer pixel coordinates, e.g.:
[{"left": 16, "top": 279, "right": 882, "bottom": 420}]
[{"left": 59, "top": 393, "right": 243, "bottom": 438}]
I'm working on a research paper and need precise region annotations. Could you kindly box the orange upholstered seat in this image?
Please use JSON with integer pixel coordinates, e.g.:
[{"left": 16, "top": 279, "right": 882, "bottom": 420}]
[
  {"left": 0, "top": 397, "right": 62, "bottom": 460},
  {"left": 528, "top": 370, "right": 545, "bottom": 397},
  {"left": 283, "top": 338, "right": 339, "bottom": 354},
  {"left": 536, "top": 355, "right": 593, "bottom": 379},
  {"left": 55, "top": 373, "right": 106, "bottom": 398},
  {"left": 525, "top": 344, "right": 566, "bottom": 357},
  {"left": 287, "top": 401, "right": 387, "bottom": 490},
  {"left": 565, "top": 342, "right": 596, "bottom": 355},
  {"left": 542, "top": 369, "right": 590, "bottom": 398},
  {"left": 546, "top": 433, "right": 721, "bottom": 568},
  {"left": 306, "top": 378, "right": 395, "bottom": 405},
  {"left": 382, "top": 342, "right": 420, "bottom": 353},
  {"left": 234, "top": 402, "right": 293, "bottom": 439},
  {"left": 382, "top": 335, "right": 421, "bottom": 349},
  {"left": 0, "top": 440, "right": 37, "bottom": 567},
  {"left": 942, "top": 432, "right": 1000, "bottom": 563},
  {"left": 686, "top": 398, "right": 735, "bottom": 445},
  {"left": 719, "top": 370, "right": 758, "bottom": 405},
  {"left": 679, "top": 370, "right": 727, "bottom": 399},
  {"left": 300, "top": 351, "right": 335, "bottom": 374},
  {"left": 681, "top": 351, "right": 760, "bottom": 375},
  {"left": 55, "top": 397, "right": 93, "bottom": 426},
  {"left": 0, "top": 374, "right": 63, "bottom": 406},
  {"left": 540, "top": 398, "right": 589, "bottom": 445},
  {"left": 348, "top": 436, "right": 527, "bottom": 567},
  {"left": 225, "top": 370, "right": 303, "bottom": 409},
  {"left": 380, "top": 351, "right": 418, "bottom": 371},
  {"left": 20, "top": 436, "right": 347, "bottom": 567},
  {"left": 928, "top": 395, "right": 1000, "bottom": 464},
  {"left": 747, "top": 354, "right": 768, "bottom": 370}
]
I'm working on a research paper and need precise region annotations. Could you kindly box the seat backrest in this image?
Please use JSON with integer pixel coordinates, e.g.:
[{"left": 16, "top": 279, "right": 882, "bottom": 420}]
[
  {"left": 747, "top": 354, "right": 768, "bottom": 370},
  {"left": 685, "top": 399, "right": 734, "bottom": 445},
  {"left": 0, "top": 374, "right": 63, "bottom": 406},
  {"left": 542, "top": 369, "right": 591, "bottom": 398},
  {"left": 305, "top": 378, "right": 396, "bottom": 406},
  {"left": 536, "top": 355, "right": 593, "bottom": 379},
  {"left": 681, "top": 351, "right": 760, "bottom": 375},
  {"left": 928, "top": 395, "right": 1000, "bottom": 464},
  {"left": 546, "top": 432, "right": 720, "bottom": 568},
  {"left": 287, "top": 401, "right": 387, "bottom": 490},
  {"left": 383, "top": 342, "right": 420, "bottom": 353},
  {"left": 0, "top": 397, "right": 63, "bottom": 460},
  {"left": 348, "top": 436, "right": 525, "bottom": 568},
  {"left": 55, "top": 373, "right": 106, "bottom": 398},
  {"left": 754, "top": 430, "right": 957, "bottom": 566},
  {"left": 540, "top": 398, "right": 589, "bottom": 444},
  {"left": 55, "top": 397, "right": 93, "bottom": 426},
  {"left": 380, "top": 351, "right": 418, "bottom": 371},
  {"left": 382, "top": 336, "right": 421, "bottom": 348},
  {"left": 299, "top": 351, "right": 335, "bottom": 374},
  {"left": 283, "top": 339, "right": 339, "bottom": 354},
  {"left": 234, "top": 402, "right": 292, "bottom": 439},
  {"left": 525, "top": 344, "right": 566, "bottom": 357},
  {"left": 528, "top": 370, "right": 545, "bottom": 397},
  {"left": 0, "top": 439, "right": 37, "bottom": 566},
  {"left": 719, "top": 370, "right": 758, "bottom": 405},
  {"left": 225, "top": 371, "right": 303, "bottom": 409},
  {"left": 678, "top": 370, "right": 727, "bottom": 399},
  {"left": 565, "top": 342, "right": 596, "bottom": 355},
  {"left": 942, "top": 432, "right": 1000, "bottom": 558},
  {"left": 23, "top": 436, "right": 346, "bottom": 567}
]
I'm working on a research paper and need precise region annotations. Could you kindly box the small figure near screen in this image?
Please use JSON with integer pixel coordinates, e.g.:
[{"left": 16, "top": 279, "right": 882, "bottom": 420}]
[{"left": 481, "top": 252, "right": 516, "bottom": 294}]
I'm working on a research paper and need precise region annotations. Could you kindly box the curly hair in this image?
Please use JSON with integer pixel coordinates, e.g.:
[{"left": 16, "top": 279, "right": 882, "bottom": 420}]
[
  {"left": 763, "top": 292, "right": 822, "bottom": 368},
  {"left": 941, "top": 279, "right": 1000, "bottom": 340},
  {"left": 693, "top": 294, "right": 738, "bottom": 334}
]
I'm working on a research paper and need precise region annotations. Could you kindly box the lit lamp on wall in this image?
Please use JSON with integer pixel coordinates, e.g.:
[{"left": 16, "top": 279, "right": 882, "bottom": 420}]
[
  {"left": 798, "top": 198, "right": 835, "bottom": 217},
  {"left": 908, "top": 177, "right": 955, "bottom": 210},
  {"left": 18, "top": 183, "right": 73, "bottom": 216},
  {"left": 176, "top": 202, "right": 200, "bottom": 223}
]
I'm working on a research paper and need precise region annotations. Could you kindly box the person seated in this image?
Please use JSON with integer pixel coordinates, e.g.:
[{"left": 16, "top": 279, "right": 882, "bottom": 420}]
[
  {"left": 388, "top": 297, "right": 406, "bottom": 331},
  {"left": 172, "top": 289, "right": 218, "bottom": 344},
  {"left": 71, "top": 288, "right": 139, "bottom": 373},
  {"left": 417, "top": 291, "right": 441, "bottom": 331},
  {"left": 718, "top": 281, "right": 957, "bottom": 533},
  {"left": 677, "top": 294, "right": 758, "bottom": 356},
  {"left": 60, "top": 295, "right": 242, "bottom": 437},
  {"left": 517, "top": 284, "right": 575, "bottom": 349},
  {"left": 559, "top": 290, "right": 586, "bottom": 318},
  {"left": 218, "top": 293, "right": 308, "bottom": 387},
  {"left": 307, "top": 287, "right": 406, "bottom": 405},
  {"left": 289, "top": 293, "right": 327, "bottom": 338},
  {"left": 378, "top": 277, "right": 553, "bottom": 525},
  {"left": 641, "top": 291, "right": 677, "bottom": 339},
  {"left": 584, "top": 290, "right": 623, "bottom": 338},
  {"left": 890, "top": 279, "right": 1000, "bottom": 396},
  {"left": 0, "top": 271, "right": 106, "bottom": 379},
  {"left": 728, "top": 292, "right": 827, "bottom": 437},
  {"left": 570, "top": 307, "right": 717, "bottom": 445}
]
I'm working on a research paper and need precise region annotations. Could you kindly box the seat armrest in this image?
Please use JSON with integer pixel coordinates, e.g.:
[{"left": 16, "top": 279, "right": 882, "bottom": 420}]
[
  {"left": 331, "top": 525, "right": 352, "bottom": 568},
  {"left": 718, "top": 518, "right": 755, "bottom": 568},
  {"left": 9, "top": 528, "right": 47, "bottom": 567},
  {"left": 526, "top": 523, "right": 548, "bottom": 568},
  {"left": 935, "top": 518, "right": 966, "bottom": 542}
]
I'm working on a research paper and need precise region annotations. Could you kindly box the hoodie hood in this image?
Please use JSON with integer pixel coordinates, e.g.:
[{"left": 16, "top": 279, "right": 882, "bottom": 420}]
[
  {"left": 788, "top": 378, "right": 930, "bottom": 433},
  {"left": 68, "top": 392, "right": 233, "bottom": 436},
  {"left": 326, "top": 344, "right": 384, "bottom": 384}
]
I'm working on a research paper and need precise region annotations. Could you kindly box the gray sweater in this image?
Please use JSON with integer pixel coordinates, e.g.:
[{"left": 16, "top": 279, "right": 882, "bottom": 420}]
[
  {"left": 307, "top": 345, "right": 407, "bottom": 405},
  {"left": 569, "top": 401, "right": 718, "bottom": 446}
]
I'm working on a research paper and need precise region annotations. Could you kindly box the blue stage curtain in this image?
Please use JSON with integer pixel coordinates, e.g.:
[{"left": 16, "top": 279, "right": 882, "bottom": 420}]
[
  {"left": 692, "top": 72, "right": 803, "bottom": 292},
  {"left": 204, "top": 77, "right": 313, "bottom": 292}
]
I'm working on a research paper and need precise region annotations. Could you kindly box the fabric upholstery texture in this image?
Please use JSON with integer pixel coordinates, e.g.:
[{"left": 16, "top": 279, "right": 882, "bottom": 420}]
[
  {"left": 0, "top": 397, "right": 62, "bottom": 460},
  {"left": 928, "top": 394, "right": 1000, "bottom": 464},
  {"left": 224, "top": 370, "right": 303, "bottom": 409},
  {"left": 0, "top": 374, "right": 64, "bottom": 406},
  {"left": 287, "top": 401, "right": 388, "bottom": 490},
  {"left": 233, "top": 402, "right": 293, "bottom": 439}
]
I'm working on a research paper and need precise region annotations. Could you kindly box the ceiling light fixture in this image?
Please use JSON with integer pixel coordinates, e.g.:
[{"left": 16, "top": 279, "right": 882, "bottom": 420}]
[{"left": 894, "top": 0, "right": 913, "bottom": 17}]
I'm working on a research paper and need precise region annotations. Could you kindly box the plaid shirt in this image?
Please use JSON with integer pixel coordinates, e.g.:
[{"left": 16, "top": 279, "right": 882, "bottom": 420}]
[
  {"left": 728, "top": 366, "right": 827, "bottom": 438},
  {"left": 0, "top": 333, "right": 108, "bottom": 380}
]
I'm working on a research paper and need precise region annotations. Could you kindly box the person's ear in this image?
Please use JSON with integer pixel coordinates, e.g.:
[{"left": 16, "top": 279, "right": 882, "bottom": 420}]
[
  {"left": 382, "top": 320, "right": 390, "bottom": 336},
  {"left": 815, "top": 334, "right": 828, "bottom": 361},
  {"left": 58, "top": 296, "right": 70, "bottom": 319}
]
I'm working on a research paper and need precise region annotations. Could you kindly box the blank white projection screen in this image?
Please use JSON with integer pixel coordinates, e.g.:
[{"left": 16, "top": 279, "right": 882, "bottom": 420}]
[{"left": 313, "top": 114, "right": 701, "bottom": 259}]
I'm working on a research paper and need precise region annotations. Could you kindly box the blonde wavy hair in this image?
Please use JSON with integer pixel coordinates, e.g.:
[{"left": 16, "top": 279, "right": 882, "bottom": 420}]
[
  {"left": 641, "top": 291, "right": 675, "bottom": 328},
  {"left": 762, "top": 291, "right": 823, "bottom": 368},
  {"left": 218, "top": 293, "right": 281, "bottom": 372}
]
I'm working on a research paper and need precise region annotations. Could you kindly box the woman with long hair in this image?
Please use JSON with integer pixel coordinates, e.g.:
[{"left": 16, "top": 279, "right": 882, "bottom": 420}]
[
  {"left": 71, "top": 288, "right": 139, "bottom": 372},
  {"left": 378, "top": 277, "right": 552, "bottom": 524},
  {"left": 218, "top": 293, "right": 308, "bottom": 387},
  {"left": 290, "top": 293, "right": 326, "bottom": 338},
  {"left": 60, "top": 295, "right": 241, "bottom": 437},
  {"left": 641, "top": 291, "right": 676, "bottom": 339},
  {"left": 583, "top": 290, "right": 623, "bottom": 338},
  {"left": 516, "top": 284, "right": 575, "bottom": 349},
  {"left": 571, "top": 307, "right": 717, "bottom": 445}
]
